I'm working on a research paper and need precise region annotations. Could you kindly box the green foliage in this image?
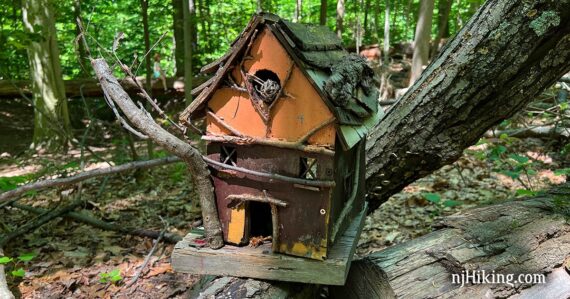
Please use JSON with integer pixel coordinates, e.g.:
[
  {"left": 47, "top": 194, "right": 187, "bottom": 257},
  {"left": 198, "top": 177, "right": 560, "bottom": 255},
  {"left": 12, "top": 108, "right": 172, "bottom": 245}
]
[
  {"left": 11, "top": 268, "right": 25, "bottom": 277},
  {"left": 0, "top": 0, "right": 484, "bottom": 81},
  {"left": 99, "top": 268, "right": 123, "bottom": 284},
  {"left": 17, "top": 252, "right": 36, "bottom": 262},
  {"left": 0, "top": 257, "right": 13, "bottom": 264},
  {"left": 0, "top": 252, "right": 36, "bottom": 279},
  {"left": 422, "top": 192, "right": 462, "bottom": 208},
  {"left": 422, "top": 192, "right": 441, "bottom": 203}
]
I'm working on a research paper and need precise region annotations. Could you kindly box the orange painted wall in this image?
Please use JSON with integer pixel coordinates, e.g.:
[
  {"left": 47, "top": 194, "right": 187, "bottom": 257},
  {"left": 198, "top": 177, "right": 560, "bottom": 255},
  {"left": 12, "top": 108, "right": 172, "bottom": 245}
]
[{"left": 207, "top": 27, "right": 335, "bottom": 147}]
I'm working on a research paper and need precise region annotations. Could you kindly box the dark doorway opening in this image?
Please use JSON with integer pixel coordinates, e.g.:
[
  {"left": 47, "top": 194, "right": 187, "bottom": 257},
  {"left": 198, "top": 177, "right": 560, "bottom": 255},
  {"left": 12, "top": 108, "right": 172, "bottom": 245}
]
[{"left": 249, "top": 201, "right": 273, "bottom": 238}]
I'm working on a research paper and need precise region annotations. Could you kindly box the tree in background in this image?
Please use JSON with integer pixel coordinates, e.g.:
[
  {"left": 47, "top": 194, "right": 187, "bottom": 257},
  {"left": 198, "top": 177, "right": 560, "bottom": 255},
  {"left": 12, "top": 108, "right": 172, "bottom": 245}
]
[
  {"left": 183, "top": 0, "right": 195, "bottom": 105},
  {"left": 294, "top": 0, "right": 302, "bottom": 22},
  {"left": 172, "top": 0, "right": 185, "bottom": 77},
  {"left": 319, "top": 0, "right": 327, "bottom": 25},
  {"left": 22, "top": 0, "right": 71, "bottom": 151},
  {"left": 336, "top": 0, "right": 344, "bottom": 37},
  {"left": 409, "top": 0, "right": 434, "bottom": 85}
]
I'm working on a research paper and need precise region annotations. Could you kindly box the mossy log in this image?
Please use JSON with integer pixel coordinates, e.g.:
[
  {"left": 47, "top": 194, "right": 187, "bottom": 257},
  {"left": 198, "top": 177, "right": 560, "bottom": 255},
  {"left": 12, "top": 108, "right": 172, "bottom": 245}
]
[{"left": 189, "top": 184, "right": 570, "bottom": 298}]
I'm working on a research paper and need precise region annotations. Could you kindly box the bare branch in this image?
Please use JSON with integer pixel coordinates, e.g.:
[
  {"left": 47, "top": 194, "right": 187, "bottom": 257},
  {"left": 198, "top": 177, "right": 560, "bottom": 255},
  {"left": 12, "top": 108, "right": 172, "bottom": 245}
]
[
  {"left": 91, "top": 58, "right": 223, "bottom": 249},
  {"left": 0, "top": 156, "right": 181, "bottom": 203}
]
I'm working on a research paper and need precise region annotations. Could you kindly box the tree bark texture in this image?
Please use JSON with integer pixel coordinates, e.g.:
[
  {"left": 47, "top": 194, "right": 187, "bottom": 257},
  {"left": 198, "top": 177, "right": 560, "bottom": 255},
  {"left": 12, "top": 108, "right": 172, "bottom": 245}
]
[
  {"left": 172, "top": 0, "right": 185, "bottom": 77},
  {"left": 91, "top": 58, "right": 223, "bottom": 249},
  {"left": 183, "top": 0, "right": 195, "bottom": 105},
  {"left": 320, "top": 0, "right": 327, "bottom": 25},
  {"left": 336, "top": 0, "right": 344, "bottom": 38},
  {"left": 188, "top": 184, "right": 570, "bottom": 298},
  {"left": 22, "top": 0, "right": 71, "bottom": 150},
  {"left": 366, "top": 0, "right": 570, "bottom": 212},
  {"left": 334, "top": 184, "right": 570, "bottom": 298},
  {"left": 409, "top": 0, "right": 435, "bottom": 84}
]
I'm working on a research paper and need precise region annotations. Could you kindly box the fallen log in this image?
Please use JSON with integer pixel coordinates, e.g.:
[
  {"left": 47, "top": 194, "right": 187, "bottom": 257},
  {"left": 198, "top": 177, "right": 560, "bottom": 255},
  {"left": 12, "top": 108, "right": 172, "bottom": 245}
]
[
  {"left": 0, "top": 76, "right": 207, "bottom": 98},
  {"left": 0, "top": 156, "right": 181, "bottom": 203},
  {"left": 7, "top": 202, "right": 182, "bottom": 244},
  {"left": 485, "top": 125, "right": 570, "bottom": 140},
  {"left": 190, "top": 184, "right": 570, "bottom": 298},
  {"left": 333, "top": 184, "right": 570, "bottom": 298}
]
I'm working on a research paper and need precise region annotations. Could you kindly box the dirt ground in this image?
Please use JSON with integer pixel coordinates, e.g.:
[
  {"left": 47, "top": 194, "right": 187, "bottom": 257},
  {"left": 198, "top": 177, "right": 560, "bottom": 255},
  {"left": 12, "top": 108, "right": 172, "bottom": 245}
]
[{"left": 0, "top": 88, "right": 568, "bottom": 298}]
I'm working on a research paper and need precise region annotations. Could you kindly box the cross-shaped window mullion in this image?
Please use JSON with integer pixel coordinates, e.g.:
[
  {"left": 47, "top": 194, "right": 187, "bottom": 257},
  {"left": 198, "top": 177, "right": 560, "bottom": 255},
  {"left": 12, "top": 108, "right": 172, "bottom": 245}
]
[
  {"left": 221, "top": 147, "right": 237, "bottom": 166},
  {"left": 301, "top": 159, "right": 317, "bottom": 179}
]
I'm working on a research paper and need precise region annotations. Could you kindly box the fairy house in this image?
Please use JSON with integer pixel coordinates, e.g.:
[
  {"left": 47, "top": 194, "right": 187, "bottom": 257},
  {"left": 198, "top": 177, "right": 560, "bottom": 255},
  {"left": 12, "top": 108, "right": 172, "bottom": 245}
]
[{"left": 179, "top": 13, "right": 382, "bottom": 260}]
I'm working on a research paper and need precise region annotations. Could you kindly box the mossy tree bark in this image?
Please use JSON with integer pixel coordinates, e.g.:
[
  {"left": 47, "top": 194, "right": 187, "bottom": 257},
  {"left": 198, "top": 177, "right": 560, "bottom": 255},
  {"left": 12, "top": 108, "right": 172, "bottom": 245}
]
[
  {"left": 22, "top": 0, "right": 71, "bottom": 151},
  {"left": 366, "top": 0, "right": 570, "bottom": 212}
]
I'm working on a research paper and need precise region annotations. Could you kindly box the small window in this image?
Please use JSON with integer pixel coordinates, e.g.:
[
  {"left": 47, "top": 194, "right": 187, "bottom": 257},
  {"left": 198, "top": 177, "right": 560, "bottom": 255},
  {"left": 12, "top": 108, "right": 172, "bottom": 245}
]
[
  {"left": 220, "top": 146, "right": 237, "bottom": 166},
  {"left": 300, "top": 157, "right": 318, "bottom": 180}
]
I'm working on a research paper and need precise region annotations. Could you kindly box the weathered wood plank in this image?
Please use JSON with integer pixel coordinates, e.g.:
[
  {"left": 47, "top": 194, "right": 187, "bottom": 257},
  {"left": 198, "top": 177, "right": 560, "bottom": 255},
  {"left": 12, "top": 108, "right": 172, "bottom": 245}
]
[{"left": 172, "top": 203, "right": 367, "bottom": 286}]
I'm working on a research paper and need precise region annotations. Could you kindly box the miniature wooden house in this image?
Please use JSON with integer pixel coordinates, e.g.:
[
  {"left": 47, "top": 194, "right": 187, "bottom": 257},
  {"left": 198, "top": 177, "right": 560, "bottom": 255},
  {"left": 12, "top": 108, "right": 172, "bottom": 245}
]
[{"left": 179, "top": 13, "right": 382, "bottom": 261}]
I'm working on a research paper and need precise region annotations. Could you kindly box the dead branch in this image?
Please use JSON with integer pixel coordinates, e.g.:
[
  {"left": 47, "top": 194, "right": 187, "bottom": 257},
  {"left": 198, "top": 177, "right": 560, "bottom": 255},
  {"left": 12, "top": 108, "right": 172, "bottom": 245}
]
[
  {"left": 0, "top": 199, "right": 84, "bottom": 247},
  {"left": 91, "top": 58, "right": 223, "bottom": 249},
  {"left": 485, "top": 125, "right": 570, "bottom": 139},
  {"left": 8, "top": 202, "right": 182, "bottom": 244},
  {"left": 0, "top": 156, "right": 181, "bottom": 203},
  {"left": 126, "top": 226, "right": 165, "bottom": 288},
  {"left": 0, "top": 248, "right": 14, "bottom": 299},
  {"left": 203, "top": 156, "right": 335, "bottom": 187}
]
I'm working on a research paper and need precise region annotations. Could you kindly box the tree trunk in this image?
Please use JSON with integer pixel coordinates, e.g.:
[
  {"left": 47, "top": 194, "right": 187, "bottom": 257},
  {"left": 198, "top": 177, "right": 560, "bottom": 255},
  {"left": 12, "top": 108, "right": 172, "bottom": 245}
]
[
  {"left": 188, "top": 184, "right": 570, "bottom": 298},
  {"left": 320, "top": 0, "right": 327, "bottom": 25},
  {"left": 336, "top": 0, "right": 344, "bottom": 38},
  {"left": 294, "top": 0, "right": 302, "bottom": 23},
  {"left": 73, "top": 0, "right": 89, "bottom": 77},
  {"left": 183, "top": 0, "right": 195, "bottom": 105},
  {"left": 383, "top": 0, "right": 390, "bottom": 66},
  {"left": 363, "top": 0, "right": 370, "bottom": 41},
  {"left": 172, "top": 0, "right": 185, "bottom": 77},
  {"left": 22, "top": 0, "right": 71, "bottom": 151},
  {"left": 409, "top": 0, "right": 435, "bottom": 84},
  {"left": 431, "top": 0, "right": 453, "bottom": 58},
  {"left": 140, "top": 0, "right": 155, "bottom": 159},
  {"left": 366, "top": 0, "right": 570, "bottom": 211},
  {"left": 334, "top": 184, "right": 570, "bottom": 298}
]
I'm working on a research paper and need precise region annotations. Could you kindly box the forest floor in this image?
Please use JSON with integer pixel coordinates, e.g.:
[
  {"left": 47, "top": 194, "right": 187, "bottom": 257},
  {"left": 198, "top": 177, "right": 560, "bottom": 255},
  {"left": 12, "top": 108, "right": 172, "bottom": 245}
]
[{"left": 1, "top": 75, "right": 569, "bottom": 298}]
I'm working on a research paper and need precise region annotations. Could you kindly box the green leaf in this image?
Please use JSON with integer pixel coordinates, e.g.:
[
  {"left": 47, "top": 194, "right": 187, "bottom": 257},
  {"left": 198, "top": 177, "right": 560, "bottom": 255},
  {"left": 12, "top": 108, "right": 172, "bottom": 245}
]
[
  {"left": 443, "top": 200, "right": 463, "bottom": 207},
  {"left": 554, "top": 168, "right": 570, "bottom": 176},
  {"left": 11, "top": 268, "right": 25, "bottom": 277},
  {"left": 422, "top": 193, "right": 441, "bottom": 204},
  {"left": 501, "top": 170, "right": 521, "bottom": 179},
  {"left": 110, "top": 273, "right": 123, "bottom": 283},
  {"left": 108, "top": 269, "right": 121, "bottom": 277},
  {"left": 0, "top": 257, "right": 13, "bottom": 264},
  {"left": 560, "top": 102, "right": 568, "bottom": 111},
  {"left": 499, "top": 133, "right": 509, "bottom": 140},
  {"left": 17, "top": 252, "right": 36, "bottom": 262},
  {"left": 509, "top": 154, "right": 529, "bottom": 164},
  {"left": 516, "top": 189, "right": 538, "bottom": 196}
]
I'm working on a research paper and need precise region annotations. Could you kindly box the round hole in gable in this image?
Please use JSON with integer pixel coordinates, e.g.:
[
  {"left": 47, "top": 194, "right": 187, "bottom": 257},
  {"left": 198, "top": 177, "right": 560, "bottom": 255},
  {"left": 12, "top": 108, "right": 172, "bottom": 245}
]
[{"left": 250, "top": 69, "right": 281, "bottom": 104}]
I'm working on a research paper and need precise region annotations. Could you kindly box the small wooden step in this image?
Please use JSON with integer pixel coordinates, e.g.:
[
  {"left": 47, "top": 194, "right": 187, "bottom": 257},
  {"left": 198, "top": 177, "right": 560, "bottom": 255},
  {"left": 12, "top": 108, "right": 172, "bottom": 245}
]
[{"left": 171, "top": 203, "right": 367, "bottom": 285}]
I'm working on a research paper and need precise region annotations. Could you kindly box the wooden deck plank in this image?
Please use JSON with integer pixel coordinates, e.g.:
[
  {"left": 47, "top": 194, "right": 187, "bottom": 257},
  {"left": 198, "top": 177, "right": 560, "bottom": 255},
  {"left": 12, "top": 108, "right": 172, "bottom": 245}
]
[{"left": 171, "top": 203, "right": 367, "bottom": 285}]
